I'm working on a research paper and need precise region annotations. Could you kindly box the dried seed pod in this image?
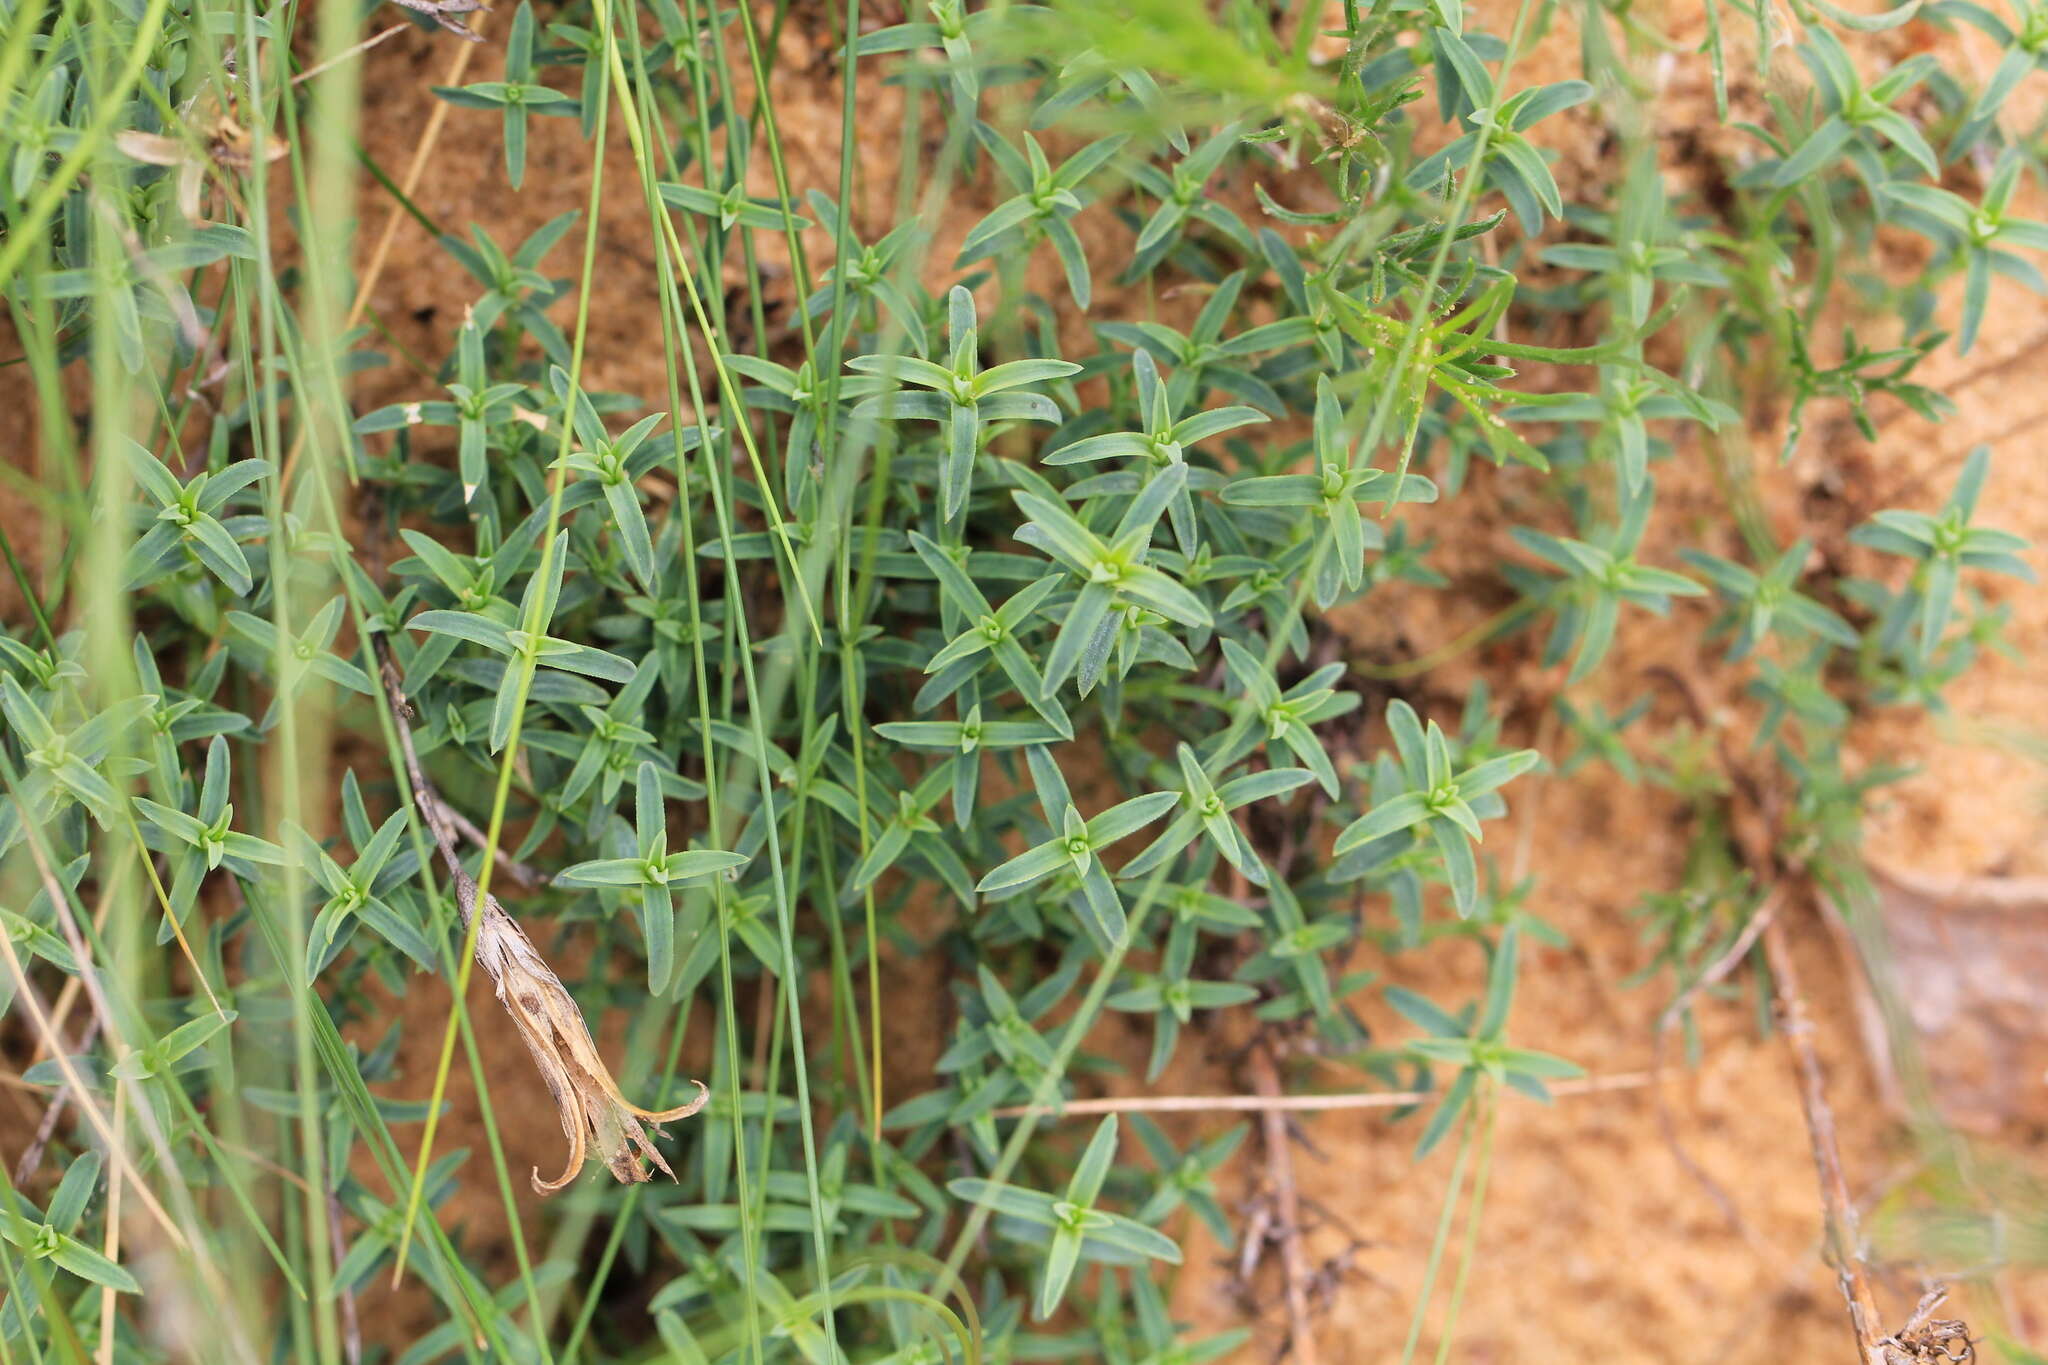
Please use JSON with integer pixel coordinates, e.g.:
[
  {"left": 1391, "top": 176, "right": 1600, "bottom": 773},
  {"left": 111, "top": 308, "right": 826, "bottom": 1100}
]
[
  {"left": 377, "top": 642, "right": 708, "bottom": 1194},
  {"left": 474, "top": 890, "right": 708, "bottom": 1192},
  {"left": 114, "top": 94, "right": 286, "bottom": 224},
  {"left": 389, "top": 0, "right": 489, "bottom": 41}
]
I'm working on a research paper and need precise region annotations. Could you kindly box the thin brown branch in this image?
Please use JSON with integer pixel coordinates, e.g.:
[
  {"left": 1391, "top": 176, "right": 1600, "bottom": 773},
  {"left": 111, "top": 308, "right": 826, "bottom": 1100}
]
[
  {"left": 1643, "top": 665, "right": 1913, "bottom": 1363},
  {"left": 1250, "top": 1044, "right": 1318, "bottom": 1365},
  {"left": 1759, "top": 914, "right": 1888, "bottom": 1362},
  {"left": 373, "top": 681, "right": 539, "bottom": 889},
  {"left": 440, "top": 803, "right": 541, "bottom": 890},
  {"left": 1235, "top": 1196, "right": 1274, "bottom": 1294},
  {"left": 27, "top": 847, "right": 127, "bottom": 1068},
  {"left": 993, "top": 1069, "right": 1655, "bottom": 1118},
  {"left": 0, "top": 934, "right": 187, "bottom": 1251}
]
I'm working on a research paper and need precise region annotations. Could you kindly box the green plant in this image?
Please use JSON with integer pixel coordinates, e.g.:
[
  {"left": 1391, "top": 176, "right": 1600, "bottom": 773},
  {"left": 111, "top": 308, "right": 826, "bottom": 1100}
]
[{"left": 1, "top": 0, "right": 2043, "bottom": 1360}]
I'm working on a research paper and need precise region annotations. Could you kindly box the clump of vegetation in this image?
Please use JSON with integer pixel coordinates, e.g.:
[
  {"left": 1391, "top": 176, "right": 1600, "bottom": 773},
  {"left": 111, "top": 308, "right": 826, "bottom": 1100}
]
[{"left": 0, "top": 0, "right": 2041, "bottom": 1360}]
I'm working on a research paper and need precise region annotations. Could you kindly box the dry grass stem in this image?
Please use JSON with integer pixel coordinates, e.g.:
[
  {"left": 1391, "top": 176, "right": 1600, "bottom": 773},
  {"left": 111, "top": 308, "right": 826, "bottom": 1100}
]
[
  {"left": 98, "top": 1082, "right": 124, "bottom": 1365},
  {"left": 0, "top": 932, "right": 187, "bottom": 1250},
  {"left": 993, "top": 1069, "right": 1655, "bottom": 1118},
  {"left": 291, "top": 24, "right": 411, "bottom": 86}
]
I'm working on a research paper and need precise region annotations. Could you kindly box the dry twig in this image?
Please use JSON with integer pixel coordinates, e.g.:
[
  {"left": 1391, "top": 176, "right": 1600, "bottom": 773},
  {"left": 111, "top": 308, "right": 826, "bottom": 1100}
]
[
  {"left": 291, "top": 24, "right": 411, "bottom": 85},
  {"left": 1250, "top": 1044, "right": 1318, "bottom": 1365},
  {"left": 1758, "top": 910, "right": 1888, "bottom": 1358},
  {"left": 993, "top": 1068, "right": 1653, "bottom": 1118},
  {"left": 1644, "top": 664, "right": 1936, "bottom": 1364},
  {"left": 1234, "top": 1192, "right": 1275, "bottom": 1297},
  {"left": 1878, "top": 1287, "right": 1974, "bottom": 1364},
  {"left": 437, "top": 801, "right": 541, "bottom": 890}
]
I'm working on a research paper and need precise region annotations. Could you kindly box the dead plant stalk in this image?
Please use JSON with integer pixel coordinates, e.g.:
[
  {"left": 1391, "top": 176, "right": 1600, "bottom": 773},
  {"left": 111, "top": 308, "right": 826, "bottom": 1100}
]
[
  {"left": 1251, "top": 1043, "right": 1318, "bottom": 1365},
  {"left": 1645, "top": 665, "right": 1922, "bottom": 1364},
  {"left": 373, "top": 639, "right": 709, "bottom": 1195}
]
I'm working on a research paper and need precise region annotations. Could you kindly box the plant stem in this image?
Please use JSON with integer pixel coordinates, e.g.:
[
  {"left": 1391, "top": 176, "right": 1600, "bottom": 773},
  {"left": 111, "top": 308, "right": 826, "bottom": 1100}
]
[
  {"left": 1398, "top": 1104, "right": 1475, "bottom": 1365},
  {"left": 1431, "top": 1082, "right": 1498, "bottom": 1365}
]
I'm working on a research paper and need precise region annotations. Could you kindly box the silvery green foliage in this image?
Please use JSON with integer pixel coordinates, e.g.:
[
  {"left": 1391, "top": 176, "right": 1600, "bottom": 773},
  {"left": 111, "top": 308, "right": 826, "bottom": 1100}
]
[{"left": 0, "top": 0, "right": 2039, "bottom": 1359}]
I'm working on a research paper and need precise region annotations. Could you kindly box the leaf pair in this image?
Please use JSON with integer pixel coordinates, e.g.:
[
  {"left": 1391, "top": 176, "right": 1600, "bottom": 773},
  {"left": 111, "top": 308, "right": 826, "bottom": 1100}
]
[
  {"left": 0, "top": 1153, "right": 140, "bottom": 1295},
  {"left": 124, "top": 440, "right": 269, "bottom": 597},
  {"left": 848, "top": 286, "right": 1078, "bottom": 521},
  {"left": 974, "top": 746, "right": 1177, "bottom": 949},
  {"left": 1117, "top": 743, "right": 1313, "bottom": 887},
  {"left": 1046, "top": 348, "right": 1265, "bottom": 557},
  {"left": 1849, "top": 446, "right": 2036, "bottom": 665},
  {"left": 410, "top": 531, "right": 638, "bottom": 752},
  {"left": 1013, "top": 464, "right": 1212, "bottom": 697},
  {"left": 1505, "top": 478, "right": 1704, "bottom": 685},
  {"left": 948, "top": 1116, "right": 1180, "bottom": 1321},
  {"left": 0, "top": 677, "right": 152, "bottom": 830},
  {"left": 1333, "top": 699, "right": 1539, "bottom": 916},
  {"left": 431, "top": 2, "right": 579, "bottom": 189},
  {"left": 555, "top": 761, "right": 749, "bottom": 993},
  {"left": 1387, "top": 928, "right": 1582, "bottom": 1155}
]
